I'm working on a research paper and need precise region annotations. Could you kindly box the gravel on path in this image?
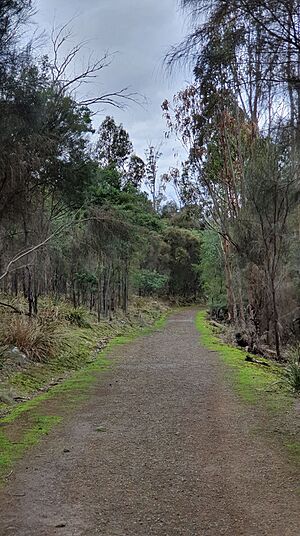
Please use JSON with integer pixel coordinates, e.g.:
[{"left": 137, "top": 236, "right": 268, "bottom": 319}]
[{"left": 0, "top": 309, "right": 299, "bottom": 536}]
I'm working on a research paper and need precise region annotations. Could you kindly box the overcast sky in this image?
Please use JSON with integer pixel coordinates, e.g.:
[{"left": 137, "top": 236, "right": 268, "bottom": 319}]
[{"left": 34, "top": 1, "right": 190, "bottom": 197}]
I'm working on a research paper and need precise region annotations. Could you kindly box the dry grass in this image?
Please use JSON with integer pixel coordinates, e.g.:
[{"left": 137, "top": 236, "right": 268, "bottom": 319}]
[
  {"left": 0, "top": 295, "right": 169, "bottom": 366},
  {"left": 0, "top": 316, "right": 62, "bottom": 362}
]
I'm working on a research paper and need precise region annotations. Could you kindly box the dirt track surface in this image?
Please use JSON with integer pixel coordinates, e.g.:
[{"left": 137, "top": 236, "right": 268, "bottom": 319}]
[{"left": 1, "top": 309, "right": 299, "bottom": 536}]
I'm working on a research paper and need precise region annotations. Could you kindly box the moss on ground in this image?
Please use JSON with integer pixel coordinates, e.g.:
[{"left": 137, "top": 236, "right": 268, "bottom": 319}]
[
  {"left": 287, "top": 442, "right": 300, "bottom": 464},
  {"left": 195, "top": 310, "right": 300, "bottom": 465},
  {"left": 0, "top": 308, "right": 169, "bottom": 484},
  {"left": 195, "top": 311, "right": 286, "bottom": 403},
  {"left": 0, "top": 415, "right": 62, "bottom": 480},
  {"left": 1, "top": 298, "right": 170, "bottom": 401}
]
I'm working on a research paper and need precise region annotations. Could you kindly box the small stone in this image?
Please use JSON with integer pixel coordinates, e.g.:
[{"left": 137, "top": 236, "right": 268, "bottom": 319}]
[
  {"left": 55, "top": 522, "right": 66, "bottom": 528},
  {"left": 63, "top": 448, "right": 70, "bottom": 453}
]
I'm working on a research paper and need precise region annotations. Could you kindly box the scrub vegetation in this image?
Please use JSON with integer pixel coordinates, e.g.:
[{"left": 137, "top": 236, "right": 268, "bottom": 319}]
[
  {"left": 195, "top": 311, "right": 300, "bottom": 465},
  {"left": 164, "top": 0, "right": 300, "bottom": 363},
  {"left": 1, "top": 0, "right": 300, "bottom": 486},
  {"left": 0, "top": 304, "right": 169, "bottom": 483}
]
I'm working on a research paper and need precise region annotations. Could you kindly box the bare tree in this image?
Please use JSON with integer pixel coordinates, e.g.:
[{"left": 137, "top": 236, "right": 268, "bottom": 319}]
[{"left": 49, "top": 22, "right": 142, "bottom": 110}]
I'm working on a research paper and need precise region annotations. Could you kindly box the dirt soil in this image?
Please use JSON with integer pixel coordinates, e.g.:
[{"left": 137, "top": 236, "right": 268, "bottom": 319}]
[{"left": 0, "top": 309, "right": 299, "bottom": 536}]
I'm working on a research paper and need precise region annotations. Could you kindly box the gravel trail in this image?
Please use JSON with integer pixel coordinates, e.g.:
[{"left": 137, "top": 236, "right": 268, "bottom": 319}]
[{"left": 0, "top": 309, "right": 299, "bottom": 536}]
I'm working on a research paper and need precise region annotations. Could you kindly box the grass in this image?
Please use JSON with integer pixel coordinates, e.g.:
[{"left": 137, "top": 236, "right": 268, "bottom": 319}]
[
  {"left": 0, "top": 306, "right": 170, "bottom": 484},
  {"left": 195, "top": 310, "right": 300, "bottom": 465},
  {"left": 0, "top": 415, "right": 62, "bottom": 478},
  {"left": 287, "top": 442, "right": 300, "bottom": 462},
  {"left": 195, "top": 310, "right": 286, "bottom": 405},
  {"left": 284, "top": 345, "right": 300, "bottom": 393},
  {"left": 7, "top": 326, "right": 101, "bottom": 396},
  {"left": 0, "top": 297, "right": 170, "bottom": 402},
  {"left": 0, "top": 316, "right": 63, "bottom": 362}
]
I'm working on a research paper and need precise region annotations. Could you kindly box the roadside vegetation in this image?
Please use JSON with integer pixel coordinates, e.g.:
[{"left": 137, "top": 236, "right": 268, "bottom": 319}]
[
  {"left": 0, "top": 1, "right": 300, "bottom": 462},
  {"left": 0, "top": 297, "right": 169, "bottom": 414},
  {"left": 164, "top": 0, "right": 300, "bottom": 365},
  {"left": 0, "top": 300, "right": 170, "bottom": 484},
  {"left": 0, "top": 2, "right": 202, "bottom": 412},
  {"left": 195, "top": 311, "right": 300, "bottom": 465}
]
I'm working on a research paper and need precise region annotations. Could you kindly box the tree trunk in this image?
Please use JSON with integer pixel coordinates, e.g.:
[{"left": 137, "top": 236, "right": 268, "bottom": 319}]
[
  {"left": 222, "top": 238, "right": 237, "bottom": 323},
  {"left": 270, "top": 276, "right": 281, "bottom": 360}
]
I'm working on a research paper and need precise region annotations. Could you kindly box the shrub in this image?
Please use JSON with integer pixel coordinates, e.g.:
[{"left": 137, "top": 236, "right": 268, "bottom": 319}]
[
  {"left": 64, "top": 307, "right": 90, "bottom": 328},
  {"left": 284, "top": 345, "right": 300, "bottom": 393},
  {"left": 0, "top": 317, "right": 61, "bottom": 362},
  {"left": 133, "top": 270, "right": 168, "bottom": 296}
]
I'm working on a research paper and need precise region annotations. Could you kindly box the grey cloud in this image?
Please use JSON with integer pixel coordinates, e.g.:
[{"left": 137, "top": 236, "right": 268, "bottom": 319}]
[{"left": 35, "top": 0, "right": 189, "bottom": 175}]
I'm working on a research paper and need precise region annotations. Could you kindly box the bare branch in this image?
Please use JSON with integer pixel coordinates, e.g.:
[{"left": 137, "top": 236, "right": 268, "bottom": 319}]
[{"left": 48, "top": 22, "right": 144, "bottom": 110}]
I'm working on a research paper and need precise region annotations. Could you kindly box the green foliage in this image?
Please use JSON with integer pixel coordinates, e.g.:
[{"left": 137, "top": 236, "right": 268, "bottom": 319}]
[
  {"left": 285, "top": 346, "right": 300, "bottom": 393},
  {"left": 195, "top": 311, "right": 288, "bottom": 405},
  {"left": 166, "top": 0, "right": 300, "bottom": 359},
  {"left": 285, "top": 362, "right": 300, "bottom": 394},
  {"left": 74, "top": 271, "right": 98, "bottom": 293},
  {"left": 64, "top": 307, "right": 90, "bottom": 328},
  {"left": 0, "top": 2, "right": 208, "bottom": 335},
  {"left": 200, "top": 229, "right": 226, "bottom": 310},
  {"left": 133, "top": 270, "right": 168, "bottom": 296},
  {"left": 96, "top": 116, "right": 133, "bottom": 169},
  {"left": 163, "top": 226, "right": 202, "bottom": 300}
]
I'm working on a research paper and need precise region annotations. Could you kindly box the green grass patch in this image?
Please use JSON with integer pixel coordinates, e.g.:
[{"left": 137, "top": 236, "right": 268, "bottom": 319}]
[
  {"left": 286, "top": 442, "right": 300, "bottom": 465},
  {"left": 195, "top": 311, "right": 286, "bottom": 404},
  {"left": 195, "top": 310, "right": 300, "bottom": 464},
  {"left": 3, "top": 308, "right": 169, "bottom": 402},
  {"left": 0, "top": 415, "right": 62, "bottom": 482},
  {"left": 0, "top": 307, "right": 171, "bottom": 484}
]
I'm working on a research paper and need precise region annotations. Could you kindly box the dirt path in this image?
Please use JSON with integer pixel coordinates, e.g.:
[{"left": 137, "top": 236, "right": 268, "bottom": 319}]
[{"left": 0, "top": 309, "right": 299, "bottom": 536}]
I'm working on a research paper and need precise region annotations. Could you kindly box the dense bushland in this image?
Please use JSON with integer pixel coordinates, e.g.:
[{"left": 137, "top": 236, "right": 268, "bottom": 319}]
[
  {"left": 0, "top": 0, "right": 202, "bottom": 361},
  {"left": 163, "top": 0, "right": 300, "bottom": 361},
  {"left": 2, "top": 0, "right": 300, "bottom": 374}
]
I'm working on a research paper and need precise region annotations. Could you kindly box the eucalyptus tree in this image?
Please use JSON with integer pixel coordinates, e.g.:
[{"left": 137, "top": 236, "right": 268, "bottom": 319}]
[
  {"left": 96, "top": 117, "right": 145, "bottom": 189},
  {"left": 145, "top": 145, "right": 165, "bottom": 212},
  {"left": 171, "top": 0, "right": 300, "bottom": 137},
  {"left": 162, "top": 0, "right": 300, "bottom": 354}
]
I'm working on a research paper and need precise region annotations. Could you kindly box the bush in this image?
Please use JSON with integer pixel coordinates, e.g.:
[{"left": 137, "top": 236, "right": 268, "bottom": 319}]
[
  {"left": 284, "top": 345, "right": 300, "bottom": 393},
  {"left": 64, "top": 307, "right": 90, "bottom": 327},
  {"left": 0, "top": 317, "right": 61, "bottom": 362},
  {"left": 133, "top": 270, "right": 168, "bottom": 296}
]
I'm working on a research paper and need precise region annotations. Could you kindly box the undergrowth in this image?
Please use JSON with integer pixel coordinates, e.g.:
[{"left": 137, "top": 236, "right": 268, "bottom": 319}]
[
  {"left": 0, "top": 301, "right": 170, "bottom": 484},
  {"left": 195, "top": 311, "right": 286, "bottom": 405},
  {"left": 285, "top": 345, "right": 300, "bottom": 393},
  {"left": 0, "top": 316, "right": 63, "bottom": 362},
  {"left": 0, "top": 415, "right": 62, "bottom": 479},
  {"left": 0, "top": 297, "right": 169, "bottom": 403},
  {"left": 195, "top": 310, "right": 300, "bottom": 465}
]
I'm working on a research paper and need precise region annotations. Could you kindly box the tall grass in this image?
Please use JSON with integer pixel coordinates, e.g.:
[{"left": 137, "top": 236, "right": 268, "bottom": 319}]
[
  {"left": 284, "top": 345, "right": 300, "bottom": 393},
  {"left": 0, "top": 317, "right": 62, "bottom": 362}
]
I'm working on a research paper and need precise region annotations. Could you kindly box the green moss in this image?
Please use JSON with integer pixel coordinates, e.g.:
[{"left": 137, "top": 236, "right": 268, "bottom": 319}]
[
  {"left": 6, "top": 310, "right": 169, "bottom": 401},
  {"left": 0, "top": 351, "right": 108, "bottom": 484},
  {"left": 0, "top": 415, "right": 61, "bottom": 483},
  {"left": 287, "top": 442, "right": 300, "bottom": 455},
  {"left": 0, "top": 307, "right": 171, "bottom": 484},
  {"left": 195, "top": 310, "right": 300, "bottom": 465},
  {"left": 195, "top": 311, "right": 286, "bottom": 405},
  {"left": 285, "top": 441, "right": 300, "bottom": 468}
]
